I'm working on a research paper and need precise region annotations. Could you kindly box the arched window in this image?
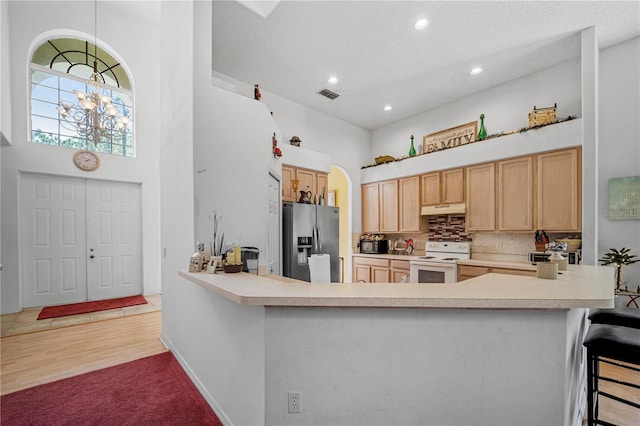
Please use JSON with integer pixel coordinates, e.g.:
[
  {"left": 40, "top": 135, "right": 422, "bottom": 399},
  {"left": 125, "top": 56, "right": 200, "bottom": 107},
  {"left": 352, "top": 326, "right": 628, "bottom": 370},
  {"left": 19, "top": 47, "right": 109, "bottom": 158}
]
[{"left": 30, "top": 38, "right": 134, "bottom": 157}]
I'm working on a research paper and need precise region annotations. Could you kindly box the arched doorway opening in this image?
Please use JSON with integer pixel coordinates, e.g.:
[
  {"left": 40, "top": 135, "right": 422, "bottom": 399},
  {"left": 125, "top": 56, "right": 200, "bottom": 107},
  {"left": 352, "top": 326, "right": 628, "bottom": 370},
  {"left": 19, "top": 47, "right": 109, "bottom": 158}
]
[{"left": 328, "top": 165, "right": 352, "bottom": 282}]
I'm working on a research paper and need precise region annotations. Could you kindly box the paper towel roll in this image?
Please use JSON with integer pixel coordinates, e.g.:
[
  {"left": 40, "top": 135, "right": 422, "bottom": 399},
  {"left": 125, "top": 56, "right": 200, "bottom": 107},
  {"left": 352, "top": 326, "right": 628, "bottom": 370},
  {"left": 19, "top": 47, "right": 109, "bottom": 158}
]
[{"left": 308, "top": 254, "right": 331, "bottom": 283}]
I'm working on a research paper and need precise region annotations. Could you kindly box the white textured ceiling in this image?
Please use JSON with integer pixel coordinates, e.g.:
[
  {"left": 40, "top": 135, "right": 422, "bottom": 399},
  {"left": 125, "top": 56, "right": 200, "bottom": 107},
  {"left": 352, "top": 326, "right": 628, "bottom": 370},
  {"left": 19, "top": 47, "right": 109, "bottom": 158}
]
[{"left": 212, "top": 1, "right": 640, "bottom": 131}]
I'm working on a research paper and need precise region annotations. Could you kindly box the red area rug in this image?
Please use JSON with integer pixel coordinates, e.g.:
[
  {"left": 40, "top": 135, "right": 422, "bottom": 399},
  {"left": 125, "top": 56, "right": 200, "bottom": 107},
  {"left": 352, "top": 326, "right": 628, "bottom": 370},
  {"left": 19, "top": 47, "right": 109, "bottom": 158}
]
[
  {"left": 0, "top": 351, "right": 222, "bottom": 426},
  {"left": 37, "top": 295, "right": 148, "bottom": 320}
]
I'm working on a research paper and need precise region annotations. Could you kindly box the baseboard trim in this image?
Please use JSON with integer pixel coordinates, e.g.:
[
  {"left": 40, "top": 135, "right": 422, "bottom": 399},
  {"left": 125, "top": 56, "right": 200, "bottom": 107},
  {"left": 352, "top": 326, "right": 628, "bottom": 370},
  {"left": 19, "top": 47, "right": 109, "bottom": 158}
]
[{"left": 160, "top": 333, "right": 233, "bottom": 426}]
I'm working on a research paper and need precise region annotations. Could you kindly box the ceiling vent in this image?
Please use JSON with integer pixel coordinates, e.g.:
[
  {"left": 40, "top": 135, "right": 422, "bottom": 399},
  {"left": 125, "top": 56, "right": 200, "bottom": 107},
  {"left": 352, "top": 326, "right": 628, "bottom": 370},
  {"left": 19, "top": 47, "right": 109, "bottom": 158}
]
[{"left": 317, "top": 88, "right": 340, "bottom": 100}]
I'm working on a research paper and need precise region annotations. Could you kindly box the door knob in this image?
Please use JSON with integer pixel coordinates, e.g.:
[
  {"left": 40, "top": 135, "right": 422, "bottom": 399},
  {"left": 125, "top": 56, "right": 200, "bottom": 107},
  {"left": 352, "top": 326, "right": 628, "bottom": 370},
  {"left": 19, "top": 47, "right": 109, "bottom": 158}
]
[{"left": 90, "top": 255, "right": 95, "bottom": 259}]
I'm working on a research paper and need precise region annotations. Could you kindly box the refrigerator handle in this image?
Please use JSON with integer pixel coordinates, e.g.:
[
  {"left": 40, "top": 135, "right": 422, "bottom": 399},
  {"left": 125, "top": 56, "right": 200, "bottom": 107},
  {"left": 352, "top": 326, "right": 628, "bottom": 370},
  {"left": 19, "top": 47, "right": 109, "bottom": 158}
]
[{"left": 314, "top": 224, "right": 323, "bottom": 255}]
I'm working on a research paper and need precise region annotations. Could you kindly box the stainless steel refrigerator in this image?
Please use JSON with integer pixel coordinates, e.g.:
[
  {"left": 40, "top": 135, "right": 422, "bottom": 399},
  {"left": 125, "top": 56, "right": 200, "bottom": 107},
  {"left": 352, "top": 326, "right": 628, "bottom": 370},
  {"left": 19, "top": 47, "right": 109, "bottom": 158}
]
[{"left": 283, "top": 202, "right": 340, "bottom": 282}]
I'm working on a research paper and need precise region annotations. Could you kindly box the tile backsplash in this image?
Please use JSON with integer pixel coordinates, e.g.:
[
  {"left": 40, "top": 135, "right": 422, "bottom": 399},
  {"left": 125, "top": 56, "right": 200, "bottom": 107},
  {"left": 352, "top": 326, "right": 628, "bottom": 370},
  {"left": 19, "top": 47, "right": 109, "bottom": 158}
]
[{"left": 426, "top": 214, "right": 471, "bottom": 242}]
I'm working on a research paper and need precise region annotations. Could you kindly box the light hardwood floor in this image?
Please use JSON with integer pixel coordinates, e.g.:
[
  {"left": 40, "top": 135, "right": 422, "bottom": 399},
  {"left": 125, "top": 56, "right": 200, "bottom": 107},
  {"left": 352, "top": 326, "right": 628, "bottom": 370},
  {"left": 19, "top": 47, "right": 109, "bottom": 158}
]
[{"left": 1, "top": 310, "right": 166, "bottom": 395}]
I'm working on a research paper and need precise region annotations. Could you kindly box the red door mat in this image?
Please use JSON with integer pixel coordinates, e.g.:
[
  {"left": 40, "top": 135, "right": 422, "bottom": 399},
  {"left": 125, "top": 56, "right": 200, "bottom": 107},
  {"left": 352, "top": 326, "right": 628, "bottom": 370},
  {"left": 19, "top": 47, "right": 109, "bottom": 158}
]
[{"left": 37, "top": 295, "right": 148, "bottom": 320}]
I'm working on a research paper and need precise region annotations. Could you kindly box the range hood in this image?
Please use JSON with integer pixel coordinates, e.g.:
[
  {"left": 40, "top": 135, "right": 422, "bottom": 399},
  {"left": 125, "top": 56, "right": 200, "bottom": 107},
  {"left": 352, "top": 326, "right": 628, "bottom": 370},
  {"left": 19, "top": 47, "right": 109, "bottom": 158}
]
[{"left": 421, "top": 203, "right": 466, "bottom": 216}]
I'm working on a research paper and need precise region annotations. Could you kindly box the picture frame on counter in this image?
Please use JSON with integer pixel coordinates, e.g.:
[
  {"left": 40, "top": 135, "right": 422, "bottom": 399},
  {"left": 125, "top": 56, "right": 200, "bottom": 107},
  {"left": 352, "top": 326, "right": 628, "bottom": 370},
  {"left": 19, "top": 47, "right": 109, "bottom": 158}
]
[
  {"left": 327, "top": 190, "right": 336, "bottom": 207},
  {"left": 423, "top": 121, "right": 478, "bottom": 154}
]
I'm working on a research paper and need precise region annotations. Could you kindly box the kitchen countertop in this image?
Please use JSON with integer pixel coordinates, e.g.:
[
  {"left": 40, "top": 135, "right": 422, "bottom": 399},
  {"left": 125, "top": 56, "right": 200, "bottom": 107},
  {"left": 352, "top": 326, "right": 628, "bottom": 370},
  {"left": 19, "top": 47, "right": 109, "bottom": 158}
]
[
  {"left": 352, "top": 253, "right": 422, "bottom": 261},
  {"left": 179, "top": 264, "right": 613, "bottom": 309},
  {"left": 456, "top": 259, "right": 537, "bottom": 271}
]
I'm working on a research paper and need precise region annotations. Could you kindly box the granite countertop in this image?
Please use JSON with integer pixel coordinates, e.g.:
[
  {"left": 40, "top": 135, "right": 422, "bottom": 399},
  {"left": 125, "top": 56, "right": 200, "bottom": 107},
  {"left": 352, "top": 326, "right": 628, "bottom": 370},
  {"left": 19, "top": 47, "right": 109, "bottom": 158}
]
[{"left": 179, "top": 264, "right": 613, "bottom": 309}]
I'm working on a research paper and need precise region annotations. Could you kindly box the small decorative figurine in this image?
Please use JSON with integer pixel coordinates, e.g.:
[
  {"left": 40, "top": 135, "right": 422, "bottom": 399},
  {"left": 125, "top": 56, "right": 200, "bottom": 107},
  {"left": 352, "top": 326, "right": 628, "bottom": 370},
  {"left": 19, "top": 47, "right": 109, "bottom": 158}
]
[
  {"left": 272, "top": 132, "right": 282, "bottom": 159},
  {"left": 477, "top": 114, "right": 487, "bottom": 140},
  {"left": 409, "top": 134, "right": 416, "bottom": 157},
  {"left": 289, "top": 136, "right": 301, "bottom": 147},
  {"left": 254, "top": 84, "right": 261, "bottom": 101}
]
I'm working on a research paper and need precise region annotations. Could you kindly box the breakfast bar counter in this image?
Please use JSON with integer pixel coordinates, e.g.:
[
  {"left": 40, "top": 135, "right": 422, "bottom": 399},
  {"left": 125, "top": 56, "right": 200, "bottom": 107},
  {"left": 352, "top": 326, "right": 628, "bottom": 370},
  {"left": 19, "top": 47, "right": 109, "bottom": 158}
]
[
  {"left": 178, "top": 264, "right": 612, "bottom": 309},
  {"left": 166, "top": 266, "right": 614, "bottom": 426}
]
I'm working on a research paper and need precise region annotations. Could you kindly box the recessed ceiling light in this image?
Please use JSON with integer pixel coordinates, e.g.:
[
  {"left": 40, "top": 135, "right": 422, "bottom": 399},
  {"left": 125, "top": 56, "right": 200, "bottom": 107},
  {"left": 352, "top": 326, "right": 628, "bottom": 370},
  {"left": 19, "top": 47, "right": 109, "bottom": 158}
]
[
  {"left": 328, "top": 76, "right": 338, "bottom": 85},
  {"left": 470, "top": 67, "right": 483, "bottom": 75},
  {"left": 414, "top": 18, "right": 429, "bottom": 30},
  {"left": 384, "top": 105, "right": 392, "bottom": 112}
]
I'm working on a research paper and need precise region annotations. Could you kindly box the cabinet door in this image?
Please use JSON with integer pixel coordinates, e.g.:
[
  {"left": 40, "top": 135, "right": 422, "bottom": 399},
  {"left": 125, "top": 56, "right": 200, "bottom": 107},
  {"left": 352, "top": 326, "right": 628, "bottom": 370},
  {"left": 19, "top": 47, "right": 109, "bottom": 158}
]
[
  {"left": 466, "top": 163, "right": 496, "bottom": 231},
  {"left": 421, "top": 173, "right": 440, "bottom": 206},
  {"left": 317, "top": 173, "right": 328, "bottom": 200},
  {"left": 457, "top": 265, "right": 490, "bottom": 281},
  {"left": 354, "top": 265, "right": 371, "bottom": 283},
  {"left": 372, "top": 266, "right": 390, "bottom": 283},
  {"left": 296, "top": 168, "right": 317, "bottom": 199},
  {"left": 399, "top": 176, "right": 420, "bottom": 232},
  {"left": 379, "top": 180, "right": 399, "bottom": 233},
  {"left": 537, "top": 148, "right": 581, "bottom": 231},
  {"left": 282, "top": 166, "right": 296, "bottom": 202},
  {"left": 498, "top": 156, "right": 533, "bottom": 231},
  {"left": 362, "top": 183, "right": 380, "bottom": 233},
  {"left": 391, "top": 269, "right": 409, "bottom": 283},
  {"left": 442, "top": 168, "right": 464, "bottom": 204}
]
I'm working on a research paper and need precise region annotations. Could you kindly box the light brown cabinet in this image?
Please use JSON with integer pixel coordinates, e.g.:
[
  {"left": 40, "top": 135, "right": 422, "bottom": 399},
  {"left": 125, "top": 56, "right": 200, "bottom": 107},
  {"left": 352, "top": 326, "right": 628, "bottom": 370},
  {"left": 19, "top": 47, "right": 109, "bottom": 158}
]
[
  {"left": 399, "top": 176, "right": 421, "bottom": 232},
  {"left": 353, "top": 257, "right": 409, "bottom": 283},
  {"left": 466, "top": 163, "right": 496, "bottom": 231},
  {"left": 282, "top": 165, "right": 328, "bottom": 203},
  {"left": 536, "top": 148, "right": 581, "bottom": 231},
  {"left": 362, "top": 183, "right": 380, "bottom": 233},
  {"left": 379, "top": 180, "right": 399, "bottom": 232},
  {"left": 390, "top": 260, "right": 410, "bottom": 283},
  {"left": 353, "top": 257, "right": 390, "bottom": 283},
  {"left": 421, "top": 168, "right": 464, "bottom": 206},
  {"left": 457, "top": 264, "right": 536, "bottom": 281},
  {"left": 361, "top": 179, "right": 400, "bottom": 233},
  {"left": 497, "top": 156, "right": 534, "bottom": 231}
]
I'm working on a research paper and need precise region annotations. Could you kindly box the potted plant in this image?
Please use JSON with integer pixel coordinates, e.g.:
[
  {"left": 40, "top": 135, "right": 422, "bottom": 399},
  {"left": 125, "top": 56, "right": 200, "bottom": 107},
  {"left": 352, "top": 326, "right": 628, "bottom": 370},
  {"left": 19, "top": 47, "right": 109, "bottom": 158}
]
[{"left": 599, "top": 247, "right": 639, "bottom": 291}]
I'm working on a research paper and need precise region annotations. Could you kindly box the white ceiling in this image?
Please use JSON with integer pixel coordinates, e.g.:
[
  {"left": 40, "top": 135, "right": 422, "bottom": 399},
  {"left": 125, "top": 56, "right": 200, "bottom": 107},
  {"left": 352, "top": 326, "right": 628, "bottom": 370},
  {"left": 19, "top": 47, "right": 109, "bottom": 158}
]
[{"left": 212, "top": 1, "right": 640, "bottom": 131}]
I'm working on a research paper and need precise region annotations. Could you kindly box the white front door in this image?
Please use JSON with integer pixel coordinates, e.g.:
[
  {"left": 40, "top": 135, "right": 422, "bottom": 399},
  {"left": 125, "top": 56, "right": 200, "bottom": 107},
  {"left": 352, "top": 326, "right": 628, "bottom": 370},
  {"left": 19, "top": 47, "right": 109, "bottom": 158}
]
[
  {"left": 21, "top": 174, "right": 141, "bottom": 307},
  {"left": 86, "top": 180, "right": 141, "bottom": 300},
  {"left": 267, "top": 173, "right": 281, "bottom": 275},
  {"left": 21, "top": 174, "right": 88, "bottom": 307}
]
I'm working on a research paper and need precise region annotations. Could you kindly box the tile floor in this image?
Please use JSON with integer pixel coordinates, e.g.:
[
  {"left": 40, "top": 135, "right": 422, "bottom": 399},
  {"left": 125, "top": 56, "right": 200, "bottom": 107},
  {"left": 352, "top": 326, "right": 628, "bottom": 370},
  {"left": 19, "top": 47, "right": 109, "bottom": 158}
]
[{"left": 0, "top": 294, "right": 162, "bottom": 337}]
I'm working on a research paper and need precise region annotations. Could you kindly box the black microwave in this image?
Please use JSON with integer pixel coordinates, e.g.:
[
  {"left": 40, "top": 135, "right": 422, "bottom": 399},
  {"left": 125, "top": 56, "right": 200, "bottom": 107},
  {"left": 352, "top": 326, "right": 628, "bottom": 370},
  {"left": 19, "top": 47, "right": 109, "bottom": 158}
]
[
  {"left": 528, "top": 251, "right": 580, "bottom": 265},
  {"left": 360, "top": 239, "right": 389, "bottom": 254}
]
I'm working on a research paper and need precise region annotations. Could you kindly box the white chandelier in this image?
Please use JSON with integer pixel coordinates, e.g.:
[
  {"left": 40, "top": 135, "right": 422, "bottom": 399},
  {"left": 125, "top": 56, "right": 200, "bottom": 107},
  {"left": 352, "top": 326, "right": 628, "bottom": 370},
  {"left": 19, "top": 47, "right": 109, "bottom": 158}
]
[{"left": 57, "top": 0, "right": 131, "bottom": 145}]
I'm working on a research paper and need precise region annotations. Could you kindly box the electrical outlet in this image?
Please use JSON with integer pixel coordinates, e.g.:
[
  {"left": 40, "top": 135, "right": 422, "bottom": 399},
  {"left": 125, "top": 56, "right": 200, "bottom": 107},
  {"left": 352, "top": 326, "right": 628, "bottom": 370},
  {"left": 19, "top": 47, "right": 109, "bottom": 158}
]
[{"left": 288, "top": 392, "right": 300, "bottom": 413}]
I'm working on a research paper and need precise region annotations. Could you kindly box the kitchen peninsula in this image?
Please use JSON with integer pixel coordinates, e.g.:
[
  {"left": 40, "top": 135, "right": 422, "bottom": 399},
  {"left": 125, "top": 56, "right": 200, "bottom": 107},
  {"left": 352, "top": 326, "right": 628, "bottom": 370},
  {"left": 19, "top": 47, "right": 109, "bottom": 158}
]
[{"left": 167, "top": 266, "right": 613, "bottom": 426}]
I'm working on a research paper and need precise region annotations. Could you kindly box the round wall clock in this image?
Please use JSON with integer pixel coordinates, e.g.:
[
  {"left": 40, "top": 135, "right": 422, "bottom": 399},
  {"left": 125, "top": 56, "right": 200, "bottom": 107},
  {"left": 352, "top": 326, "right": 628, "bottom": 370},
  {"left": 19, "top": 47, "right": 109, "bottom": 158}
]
[{"left": 73, "top": 150, "right": 100, "bottom": 171}]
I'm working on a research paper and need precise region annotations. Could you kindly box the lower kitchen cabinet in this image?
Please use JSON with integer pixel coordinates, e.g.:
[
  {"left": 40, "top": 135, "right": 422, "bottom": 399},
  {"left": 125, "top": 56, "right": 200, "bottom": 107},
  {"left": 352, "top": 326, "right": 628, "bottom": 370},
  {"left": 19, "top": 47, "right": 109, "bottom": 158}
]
[
  {"left": 457, "top": 264, "right": 535, "bottom": 281},
  {"left": 353, "top": 257, "right": 409, "bottom": 283},
  {"left": 390, "top": 260, "right": 410, "bottom": 283}
]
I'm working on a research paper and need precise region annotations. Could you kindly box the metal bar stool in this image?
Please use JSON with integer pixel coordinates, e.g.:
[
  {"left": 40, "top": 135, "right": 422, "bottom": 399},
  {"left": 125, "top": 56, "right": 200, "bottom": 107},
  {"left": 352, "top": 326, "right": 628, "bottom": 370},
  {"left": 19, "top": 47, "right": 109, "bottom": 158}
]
[
  {"left": 588, "top": 307, "right": 640, "bottom": 329},
  {"left": 582, "top": 324, "right": 640, "bottom": 426}
]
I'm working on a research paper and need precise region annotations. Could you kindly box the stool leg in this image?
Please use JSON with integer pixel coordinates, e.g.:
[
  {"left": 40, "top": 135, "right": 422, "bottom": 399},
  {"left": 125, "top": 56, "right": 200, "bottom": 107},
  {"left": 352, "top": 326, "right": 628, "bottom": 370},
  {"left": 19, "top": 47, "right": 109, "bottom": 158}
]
[{"left": 586, "top": 349, "right": 596, "bottom": 426}]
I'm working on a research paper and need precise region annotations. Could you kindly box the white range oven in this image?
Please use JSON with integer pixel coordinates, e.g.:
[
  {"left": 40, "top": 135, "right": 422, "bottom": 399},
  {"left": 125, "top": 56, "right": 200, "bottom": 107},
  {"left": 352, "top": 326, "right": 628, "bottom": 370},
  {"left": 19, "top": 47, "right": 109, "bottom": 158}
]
[{"left": 409, "top": 241, "right": 470, "bottom": 283}]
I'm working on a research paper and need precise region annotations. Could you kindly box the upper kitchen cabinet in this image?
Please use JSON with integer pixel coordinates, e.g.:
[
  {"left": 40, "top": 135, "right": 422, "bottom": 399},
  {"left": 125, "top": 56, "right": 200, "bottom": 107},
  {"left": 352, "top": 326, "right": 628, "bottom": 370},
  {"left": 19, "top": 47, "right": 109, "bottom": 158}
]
[
  {"left": 379, "top": 180, "right": 399, "bottom": 232},
  {"left": 282, "top": 165, "right": 328, "bottom": 203},
  {"left": 362, "top": 182, "right": 380, "bottom": 233},
  {"left": 536, "top": 148, "right": 581, "bottom": 231},
  {"left": 399, "top": 176, "right": 420, "bottom": 232},
  {"left": 421, "top": 168, "right": 464, "bottom": 206},
  {"left": 282, "top": 166, "right": 296, "bottom": 201},
  {"left": 466, "top": 163, "right": 496, "bottom": 231},
  {"left": 497, "top": 156, "right": 534, "bottom": 231},
  {"left": 361, "top": 179, "right": 400, "bottom": 233}
]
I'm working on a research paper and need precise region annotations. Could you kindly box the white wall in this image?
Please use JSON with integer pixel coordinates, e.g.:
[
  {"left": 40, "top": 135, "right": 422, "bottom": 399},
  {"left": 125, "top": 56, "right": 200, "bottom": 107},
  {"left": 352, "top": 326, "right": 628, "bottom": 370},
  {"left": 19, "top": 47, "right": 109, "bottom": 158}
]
[
  {"left": 213, "top": 73, "right": 371, "bottom": 233},
  {"left": 598, "top": 37, "right": 640, "bottom": 288},
  {"left": 1, "top": 1, "right": 163, "bottom": 313},
  {"left": 371, "top": 59, "right": 581, "bottom": 161}
]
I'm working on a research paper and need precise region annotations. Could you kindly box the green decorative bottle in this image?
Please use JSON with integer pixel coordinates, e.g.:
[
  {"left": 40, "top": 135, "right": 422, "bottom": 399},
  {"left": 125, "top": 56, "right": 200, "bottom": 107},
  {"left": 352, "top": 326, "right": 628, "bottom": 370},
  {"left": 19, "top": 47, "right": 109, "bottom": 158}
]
[
  {"left": 477, "top": 114, "right": 487, "bottom": 140},
  {"left": 409, "top": 134, "right": 416, "bottom": 157}
]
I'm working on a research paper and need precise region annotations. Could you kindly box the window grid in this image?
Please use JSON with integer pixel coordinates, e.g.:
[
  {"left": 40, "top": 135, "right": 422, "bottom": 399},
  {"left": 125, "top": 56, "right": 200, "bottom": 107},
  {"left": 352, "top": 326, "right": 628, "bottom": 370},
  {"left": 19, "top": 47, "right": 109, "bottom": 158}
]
[{"left": 30, "top": 61, "right": 134, "bottom": 157}]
